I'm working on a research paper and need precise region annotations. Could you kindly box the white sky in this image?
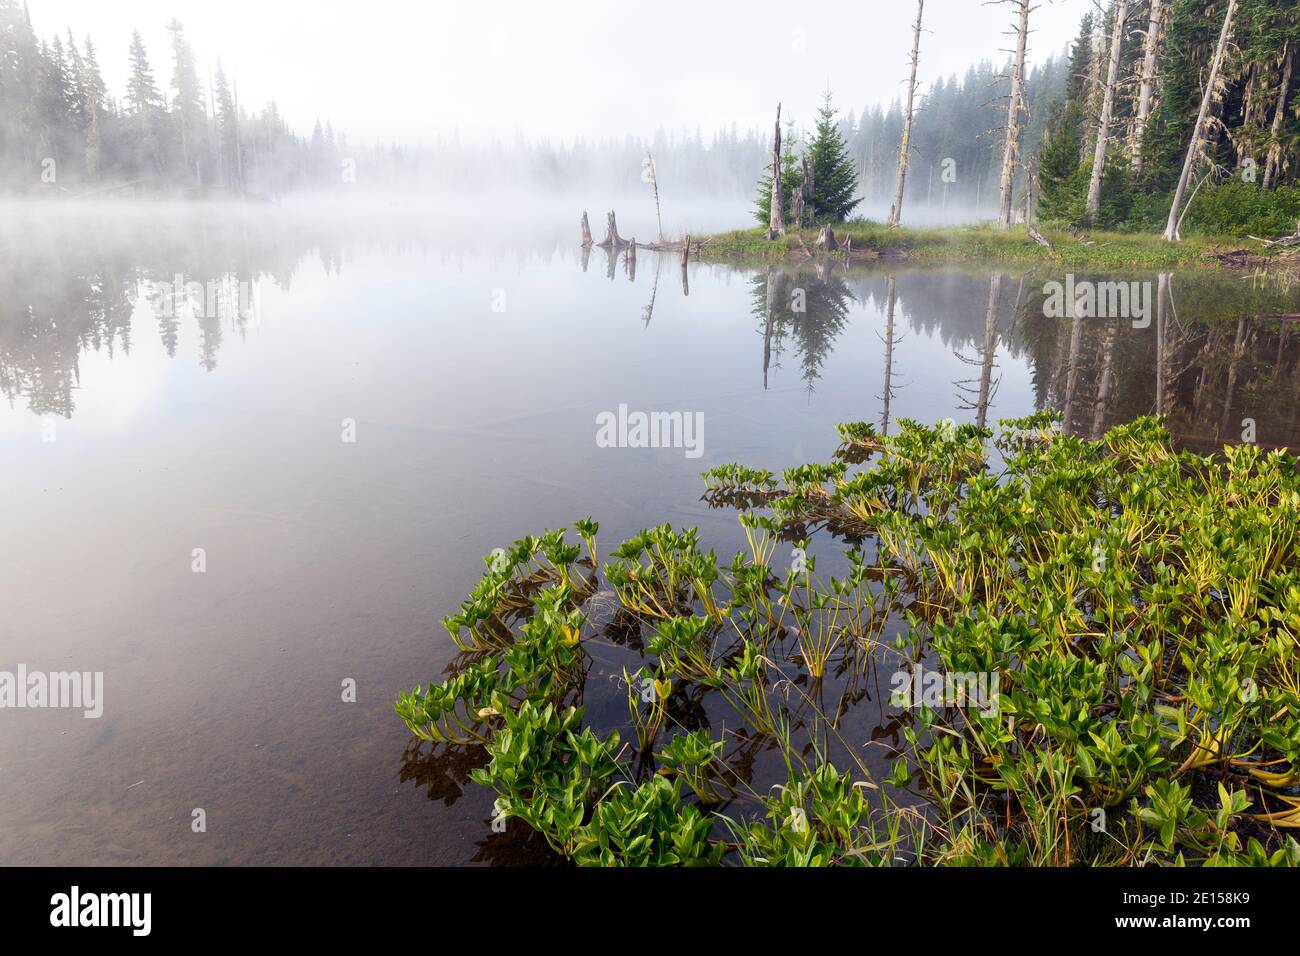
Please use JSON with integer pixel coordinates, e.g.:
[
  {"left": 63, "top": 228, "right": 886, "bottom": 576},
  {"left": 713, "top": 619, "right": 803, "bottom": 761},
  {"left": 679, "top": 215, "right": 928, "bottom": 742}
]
[{"left": 29, "top": 0, "right": 1092, "bottom": 146}]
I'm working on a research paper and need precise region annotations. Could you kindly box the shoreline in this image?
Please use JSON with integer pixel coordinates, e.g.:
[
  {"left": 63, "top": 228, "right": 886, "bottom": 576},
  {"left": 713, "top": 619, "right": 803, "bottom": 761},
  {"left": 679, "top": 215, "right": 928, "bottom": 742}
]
[{"left": 690, "top": 222, "right": 1298, "bottom": 272}]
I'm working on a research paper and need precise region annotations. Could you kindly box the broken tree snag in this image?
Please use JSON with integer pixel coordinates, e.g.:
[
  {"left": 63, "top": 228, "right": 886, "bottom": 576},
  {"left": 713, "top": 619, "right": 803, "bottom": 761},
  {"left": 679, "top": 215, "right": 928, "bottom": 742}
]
[
  {"left": 889, "top": 0, "right": 924, "bottom": 228},
  {"left": 1085, "top": 0, "right": 1129, "bottom": 225},
  {"left": 626, "top": 239, "right": 637, "bottom": 281},
  {"left": 996, "top": 0, "right": 1031, "bottom": 229},
  {"left": 1130, "top": 0, "right": 1165, "bottom": 174},
  {"left": 814, "top": 225, "right": 839, "bottom": 252},
  {"left": 580, "top": 211, "right": 593, "bottom": 247},
  {"left": 768, "top": 104, "right": 785, "bottom": 240},
  {"left": 1028, "top": 225, "right": 1053, "bottom": 250},
  {"left": 680, "top": 235, "right": 690, "bottom": 267},
  {"left": 599, "top": 210, "right": 629, "bottom": 248}
]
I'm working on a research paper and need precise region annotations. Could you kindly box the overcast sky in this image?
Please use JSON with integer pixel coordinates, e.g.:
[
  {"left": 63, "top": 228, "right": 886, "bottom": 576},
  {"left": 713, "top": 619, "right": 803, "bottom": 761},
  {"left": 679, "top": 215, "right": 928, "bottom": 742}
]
[{"left": 30, "top": 0, "right": 1092, "bottom": 146}]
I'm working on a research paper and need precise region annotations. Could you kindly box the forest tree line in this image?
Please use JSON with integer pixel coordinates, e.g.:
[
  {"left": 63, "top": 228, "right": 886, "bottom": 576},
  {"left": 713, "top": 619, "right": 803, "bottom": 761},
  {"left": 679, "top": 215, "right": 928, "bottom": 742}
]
[{"left": 5, "top": 0, "right": 1300, "bottom": 239}]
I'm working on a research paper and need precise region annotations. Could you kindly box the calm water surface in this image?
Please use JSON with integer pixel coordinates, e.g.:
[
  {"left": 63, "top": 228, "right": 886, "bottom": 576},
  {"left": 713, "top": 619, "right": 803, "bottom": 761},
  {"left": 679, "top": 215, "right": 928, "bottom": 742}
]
[{"left": 2, "top": 201, "right": 1298, "bottom": 864}]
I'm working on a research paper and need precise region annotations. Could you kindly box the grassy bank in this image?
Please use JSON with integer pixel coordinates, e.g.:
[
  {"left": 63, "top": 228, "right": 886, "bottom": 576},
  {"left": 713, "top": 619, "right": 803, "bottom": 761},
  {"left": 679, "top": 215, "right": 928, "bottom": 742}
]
[{"left": 695, "top": 222, "right": 1276, "bottom": 270}]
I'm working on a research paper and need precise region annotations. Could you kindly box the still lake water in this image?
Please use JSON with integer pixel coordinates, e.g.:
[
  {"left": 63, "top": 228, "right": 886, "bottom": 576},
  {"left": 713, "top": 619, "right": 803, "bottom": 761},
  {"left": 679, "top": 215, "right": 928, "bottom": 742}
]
[{"left": 2, "top": 200, "right": 1298, "bottom": 865}]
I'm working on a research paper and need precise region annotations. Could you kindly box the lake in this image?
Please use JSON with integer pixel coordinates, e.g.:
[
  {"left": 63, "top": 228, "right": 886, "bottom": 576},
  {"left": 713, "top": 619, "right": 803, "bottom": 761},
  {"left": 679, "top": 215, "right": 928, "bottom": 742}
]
[{"left": 1, "top": 200, "right": 1298, "bottom": 865}]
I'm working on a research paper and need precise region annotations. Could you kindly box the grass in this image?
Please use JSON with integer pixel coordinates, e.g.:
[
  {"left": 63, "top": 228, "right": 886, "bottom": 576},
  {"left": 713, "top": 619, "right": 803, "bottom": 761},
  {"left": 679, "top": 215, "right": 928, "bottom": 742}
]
[{"left": 696, "top": 221, "right": 1261, "bottom": 270}]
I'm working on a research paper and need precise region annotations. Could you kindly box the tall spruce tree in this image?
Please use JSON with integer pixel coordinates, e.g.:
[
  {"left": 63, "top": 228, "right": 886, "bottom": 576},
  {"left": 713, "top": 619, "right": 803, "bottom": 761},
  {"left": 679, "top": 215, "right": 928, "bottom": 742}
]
[
  {"left": 125, "top": 29, "right": 164, "bottom": 175},
  {"left": 807, "top": 91, "right": 861, "bottom": 222}
]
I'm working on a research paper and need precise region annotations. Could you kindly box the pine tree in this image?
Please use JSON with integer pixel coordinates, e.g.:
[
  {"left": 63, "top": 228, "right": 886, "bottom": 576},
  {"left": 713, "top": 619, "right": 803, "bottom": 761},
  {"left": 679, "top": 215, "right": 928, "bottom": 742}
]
[
  {"left": 167, "top": 19, "right": 205, "bottom": 185},
  {"left": 125, "top": 29, "right": 163, "bottom": 175},
  {"left": 807, "top": 91, "right": 861, "bottom": 222}
]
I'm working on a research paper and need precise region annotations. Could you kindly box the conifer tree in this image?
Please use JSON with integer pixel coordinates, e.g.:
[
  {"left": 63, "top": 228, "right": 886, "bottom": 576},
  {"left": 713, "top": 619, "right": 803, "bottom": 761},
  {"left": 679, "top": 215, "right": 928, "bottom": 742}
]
[{"left": 806, "top": 91, "right": 861, "bottom": 222}]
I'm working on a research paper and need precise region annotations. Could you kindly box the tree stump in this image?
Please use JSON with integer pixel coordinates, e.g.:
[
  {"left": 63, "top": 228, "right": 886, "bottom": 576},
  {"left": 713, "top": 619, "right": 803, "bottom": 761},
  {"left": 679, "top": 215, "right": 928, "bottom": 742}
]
[
  {"left": 814, "top": 225, "right": 839, "bottom": 252},
  {"left": 598, "top": 210, "right": 629, "bottom": 248},
  {"left": 580, "top": 211, "right": 593, "bottom": 247}
]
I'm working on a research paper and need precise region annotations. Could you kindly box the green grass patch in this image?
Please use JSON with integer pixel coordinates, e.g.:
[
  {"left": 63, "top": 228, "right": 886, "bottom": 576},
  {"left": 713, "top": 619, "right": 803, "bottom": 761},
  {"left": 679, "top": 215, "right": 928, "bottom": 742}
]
[{"left": 698, "top": 222, "right": 1253, "bottom": 270}]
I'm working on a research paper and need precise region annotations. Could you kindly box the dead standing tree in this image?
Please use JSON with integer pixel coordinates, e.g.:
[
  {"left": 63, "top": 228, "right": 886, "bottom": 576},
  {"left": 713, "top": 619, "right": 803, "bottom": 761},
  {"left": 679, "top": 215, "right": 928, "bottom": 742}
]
[
  {"left": 1086, "top": 0, "right": 1130, "bottom": 224},
  {"left": 1163, "top": 0, "right": 1239, "bottom": 240},
  {"left": 992, "top": 0, "right": 1032, "bottom": 229},
  {"left": 1130, "top": 0, "right": 1165, "bottom": 174},
  {"left": 888, "top": 0, "right": 924, "bottom": 228},
  {"left": 768, "top": 104, "right": 785, "bottom": 239},
  {"left": 1263, "top": 40, "right": 1294, "bottom": 190}
]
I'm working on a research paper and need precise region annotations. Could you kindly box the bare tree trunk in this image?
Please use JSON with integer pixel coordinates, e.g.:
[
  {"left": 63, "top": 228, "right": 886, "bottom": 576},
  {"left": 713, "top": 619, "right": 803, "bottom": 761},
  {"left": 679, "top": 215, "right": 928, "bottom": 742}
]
[
  {"left": 996, "top": 0, "right": 1031, "bottom": 229},
  {"left": 888, "top": 0, "right": 924, "bottom": 228},
  {"left": 1131, "top": 0, "right": 1164, "bottom": 173},
  {"left": 1164, "top": 0, "right": 1238, "bottom": 241},
  {"left": 1263, "top": 42, "right": 1294, "bottom": 190},
  {"left": 580, "top": 211, "right": 593, "bottom": 247},
  {"left": 1086, "top": 0, "right": 1130, "bottom": 223},
  {"left": 768, "top": 104, "right": 785, "bottom": 239},
  {"left": 1081, "top": 18, "right": 1105, "bottom": 162}
]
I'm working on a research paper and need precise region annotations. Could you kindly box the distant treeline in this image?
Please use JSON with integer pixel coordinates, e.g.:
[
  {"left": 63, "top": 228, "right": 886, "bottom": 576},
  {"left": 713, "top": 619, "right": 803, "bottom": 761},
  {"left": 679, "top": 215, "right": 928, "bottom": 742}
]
[
  {"left": 0, "top": 1, "right": 350, "bottom": 196},
  {"left": 5, "top": 0, "right": 1298, "bottom": 233}
]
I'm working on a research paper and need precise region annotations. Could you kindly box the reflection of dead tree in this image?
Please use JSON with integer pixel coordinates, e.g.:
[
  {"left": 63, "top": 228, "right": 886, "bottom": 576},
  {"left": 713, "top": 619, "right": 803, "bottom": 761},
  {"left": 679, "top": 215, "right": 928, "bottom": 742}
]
[
  {"left": 680, "top": 235, "right": 690, "bottom": 297},
  {"left": 955, "top": 273, "right": 1004, "bottom": 426},
  {"left": 878, "top": 275, "right": 907, "bottom": 434},
  {"left": 642, "top": 256, "right": 661, "bottom": 328},
  {"left": 1090, "top": 319, "right": 1117, "bottom": 439},
  {"left": 1156, "top": 272, "right": 1169, "bottom": 415},
  {"left": 1217, "top": 317, "right": 1251, "bottom": 441},
  {"left": 624, "top": 238, "right": 637, "bottom": 281},
  {"left": 1062, "top": 302, "right": 1085, "bottom": 434},
  {"left": 763, "top": 265, "right": 778, "bottom": 389}
]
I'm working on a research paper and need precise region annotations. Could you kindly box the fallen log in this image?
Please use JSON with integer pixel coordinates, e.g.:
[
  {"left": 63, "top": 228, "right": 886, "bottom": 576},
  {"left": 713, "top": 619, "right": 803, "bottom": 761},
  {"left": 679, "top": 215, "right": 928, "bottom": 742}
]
[{"left": 1027, "top": 225, "right": 1053, "bottom": 250}]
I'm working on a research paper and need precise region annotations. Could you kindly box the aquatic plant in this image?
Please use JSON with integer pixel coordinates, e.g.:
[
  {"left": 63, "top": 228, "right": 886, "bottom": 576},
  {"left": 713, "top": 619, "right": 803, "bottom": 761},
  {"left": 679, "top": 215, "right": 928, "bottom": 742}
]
[{"left": 398, "top": 414, "right": 1300, "bottom": 866}]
